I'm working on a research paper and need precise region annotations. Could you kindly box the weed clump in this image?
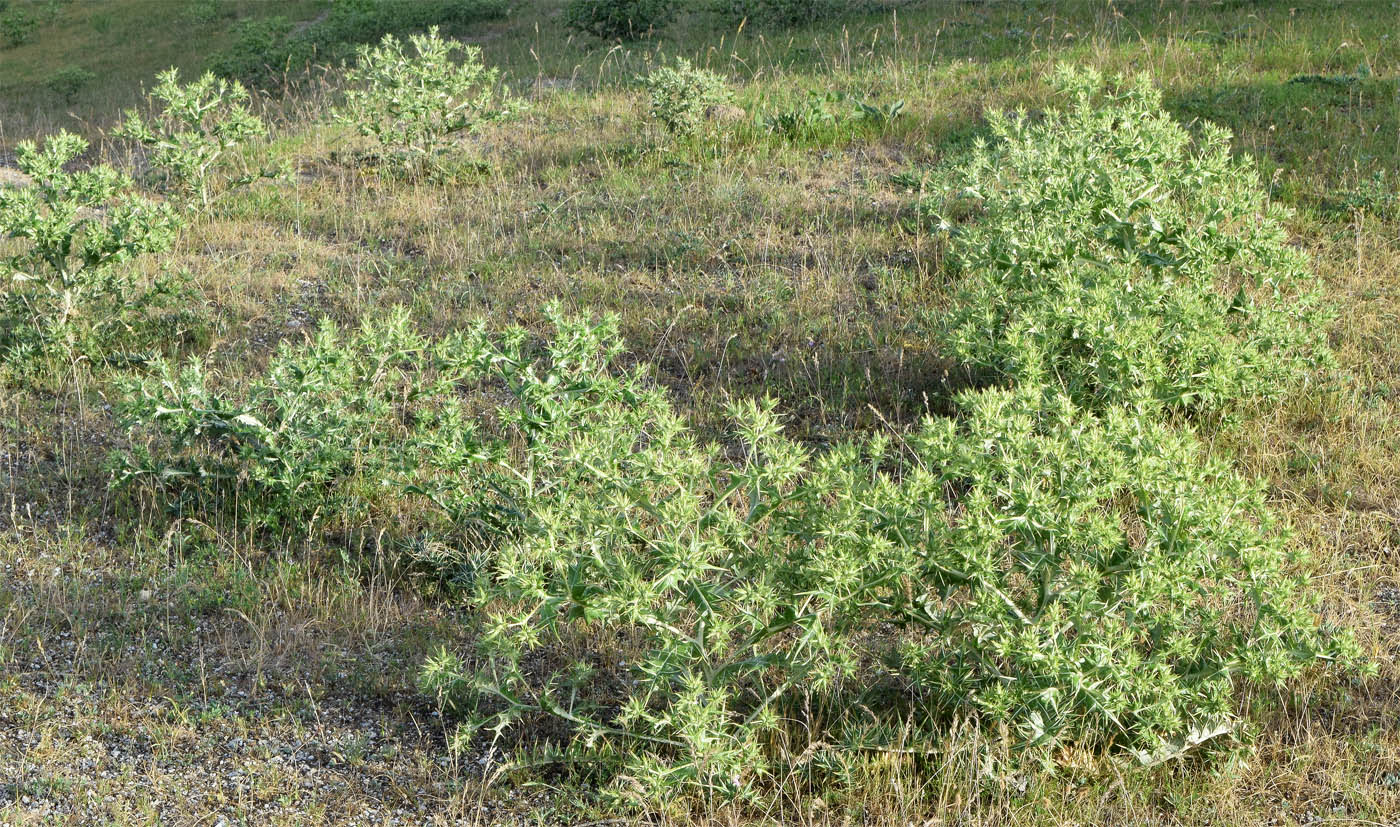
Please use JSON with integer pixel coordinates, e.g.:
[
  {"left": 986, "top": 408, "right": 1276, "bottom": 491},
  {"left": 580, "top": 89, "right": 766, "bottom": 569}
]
[
  {"left": 335, "top": 27, "right": 523, "bottom": 176},
  {"left": 759, "top": 89, "right": 904, "bottom": 142},
  {"left": 115, "top": 68, "right": 270, "bottom": 210},
  {"left": 0, "top": 7, "right": 36, "bottom": 48},
  {"left": 46, "top": 64, "right": 95, "bottom": 103},
  {"left": 644, "top": 57, "right": 731, "bottom": 137},
  {"left": 924, "top": 67, "right": 1332, "bottom": 415},
  {"left": 0, "top": 131, "right": 181, "bottom": 364}
]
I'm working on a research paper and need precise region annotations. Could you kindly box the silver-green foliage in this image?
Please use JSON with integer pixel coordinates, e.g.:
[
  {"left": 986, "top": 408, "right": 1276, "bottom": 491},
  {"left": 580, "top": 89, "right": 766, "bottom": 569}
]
[
  {"left": 118, "top": 307, "right": 489, "bottom": 534},
  {"left": 644, "top": 57, "right": 731, "bottom": 137},
  {"left": 335, "top": 27, "right": 524, "bottom": 173},
  {"left": 0, "top": 131, "right": 180, "bottom": 358},
  {"left": 927, "top": 66, "right": 1331, "bottom": 414},
  {"left": 115, "top": 68, "right": 269, "bottom": 209},
  {"left": 419, "top": 353, "right": 1360, "bottom": 801},
  {"left": 114, "top": 305, "right": 1361, "bottom": 799}
]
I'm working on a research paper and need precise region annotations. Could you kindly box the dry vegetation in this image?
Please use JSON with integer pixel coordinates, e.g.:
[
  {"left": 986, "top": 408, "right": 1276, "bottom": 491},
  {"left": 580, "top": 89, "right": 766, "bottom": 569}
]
[{"left": 3, "top": 0, "right": 1400, "bottom": 823}]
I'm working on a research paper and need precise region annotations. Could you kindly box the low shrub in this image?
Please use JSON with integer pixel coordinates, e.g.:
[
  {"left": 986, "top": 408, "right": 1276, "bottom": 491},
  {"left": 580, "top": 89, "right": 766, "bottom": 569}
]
[
  {"left": 644, "top": 58, "right": 731, "bottom": 137},
  {"left": 405, "top": 322, "right": 1357, "bottom": 803},
  {"left": 46, "top": 64, "right": 95, "bottom": 103},
  {"left": 334, "top": 27, "right": 523, "bottom": 175},
  {"left": 117, "top": 308, "right": 480, "bottom": 535},
  {"left": 116, "top": 302, "right": 1361, "bottom": 802},
  {"left": 183, "top": 0, "right": 225, "bottom": 25},
  {"left": 208, "top": 0, "right": 508, "bottom": 85},
  {"left": 1, "top": 8, "right": 36, "bottom": 47},
  {"left": 564, "top": 0, "right": 674, "bottom": 41},
  {"left": 0, "top": 131, "right": 181, "bottom": 362},
  {"left": 1330, "top": 169, "right": 1397, "bottom": 221},
  {"left": 115, "top": 68, "right": 270, "bottom": 209},
  {"left": 923, "top": 66, "right": 1332, "bottom": 415},
  {"left": 208, "top": 16, "right": 294, "bottom": 83}
]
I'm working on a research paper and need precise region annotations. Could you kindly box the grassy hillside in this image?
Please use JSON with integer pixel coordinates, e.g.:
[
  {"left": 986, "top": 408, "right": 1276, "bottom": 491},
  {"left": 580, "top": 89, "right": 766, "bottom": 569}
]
[
  {"left": 3, "top": 0, "right": 1400, "bottom": 823},
  {"left": 0, "top": 0, "right": 328, "bottom": 141}
]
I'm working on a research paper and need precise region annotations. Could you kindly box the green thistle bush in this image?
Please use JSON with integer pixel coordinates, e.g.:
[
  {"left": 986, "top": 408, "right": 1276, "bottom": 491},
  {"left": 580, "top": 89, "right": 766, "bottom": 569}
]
[
  {"left": 564, "top": 0, "right": 674, "bottom": 41},
  {"left": 118, "top": 305, "right": 1362, "bottom": 800},
  {"left": 0, "top": 131, "right": 181, "bottom": 362},
  {"left": 117, "top": 306, "right": 642, "bottom": 548},
  {"left": 117, "top": 307, "right": 487, "bottom": 536},
  {"left": 644, "top": 57, "right": 731, "bottom": 137},
  {"left": 115, "top": 68, "right": 270, "bottom": 210},
  {"left": 0, "top": 8, "right": 35, "bottom": 48},
  {"left": 895, "top": 387, "right": 1362, "bottom": 754},
  {"left": 46, "top": 64, "right": 95, "bottom": 103},
  {"left": 419, "top": 367, "right": 1361, "bottom": 802},
  {"left": 925, "top": 66, "right": 1332, "bottom": 414},
  {"left": 335, "top": 27, "right": 524, "bottom": 175}
]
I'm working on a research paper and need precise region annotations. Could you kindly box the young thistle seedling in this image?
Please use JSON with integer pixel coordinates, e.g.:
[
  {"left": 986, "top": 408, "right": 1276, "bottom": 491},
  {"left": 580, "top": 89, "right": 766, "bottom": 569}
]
[
  {"left": 115, "top": 68, "right": 272, "bottom": 211},
  {"left": 335, "top": 26, "right": 524, "bottom": 177}
]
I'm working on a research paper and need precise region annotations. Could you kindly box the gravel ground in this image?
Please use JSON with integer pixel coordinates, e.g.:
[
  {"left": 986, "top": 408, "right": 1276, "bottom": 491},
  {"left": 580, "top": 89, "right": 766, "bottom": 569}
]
[{"left": 0, "top": 521, "right": 549, "bottom": 826}]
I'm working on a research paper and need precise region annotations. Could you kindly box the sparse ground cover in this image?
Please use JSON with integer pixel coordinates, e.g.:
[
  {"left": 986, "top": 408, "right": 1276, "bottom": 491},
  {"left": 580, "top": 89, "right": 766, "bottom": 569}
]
[{"left": 2, "top": 0, "right": 1400, "bottom": 823}]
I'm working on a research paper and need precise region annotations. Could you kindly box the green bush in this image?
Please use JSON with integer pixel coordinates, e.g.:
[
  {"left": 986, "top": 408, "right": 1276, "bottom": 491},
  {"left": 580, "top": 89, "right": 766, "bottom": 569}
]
[
  {"left": 0, "top": 132, "right": 181, "bottom": 362},
  {"left": 335, "top": 27, "right": 523, "bottom": 175},
  {"left": 208, "top": 16, "right": 293, "bottom": 83},
  {"left": 1, "top": 8, "right": 36, "bottom": 47},
  {"left": 415, "top": 343, "right": 1360, "bottom": 803},
  {"left": 117, "top": 308, "right": 485, "bottom": 535},
  {"left": 118, "top": 303, "right": 1360, "bottom": 801},
  {"left": 115, "top": 68, "right": 269, "bottom": 209},
  {"left": 1331, "top": 169, "right": 1398, "bottom": 221},
  {"left": 208, "top": 0, "right": 508, "bottom": 85},
  {"left": 924, "top": 66, "right": 1332, "bottom": 415},
  {"left": 564, "top": 0, "right": 673, "bottom": 41},
  {"left": 46, "top": 64, "right": 95, "bottom": 103},
  {"left": 643, "top": 57, "right": 731, "bottom": 137},
  {"left": 183, "top": 0, "right": 225, "bottom": 25},
  {"left": 895, "top": 388, "right": 1363, "bottom": 754}
]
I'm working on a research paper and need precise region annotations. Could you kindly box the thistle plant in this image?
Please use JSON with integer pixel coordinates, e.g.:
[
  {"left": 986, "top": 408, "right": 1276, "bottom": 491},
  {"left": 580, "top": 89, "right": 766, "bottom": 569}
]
[
  {"left": 116, "top": 307, "right": 491, "bottom": 534},
  {"left": 925, "top": 66, "right": 1332, "bottom": 415},
  {"left": 1, "top": 131, "right": 180, "bottom": 359},
  {"left": 335, "top": 27, "right": 524, "bottom": 175},
  {"left": 117, "top": 302, "right": 1363, "bottom": 803},
  {"left": 114, "top": 68, "right": 270, "bottom": 210},
  {"left": 644, "top": 57, "right": 731, "bottom": 137}
]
